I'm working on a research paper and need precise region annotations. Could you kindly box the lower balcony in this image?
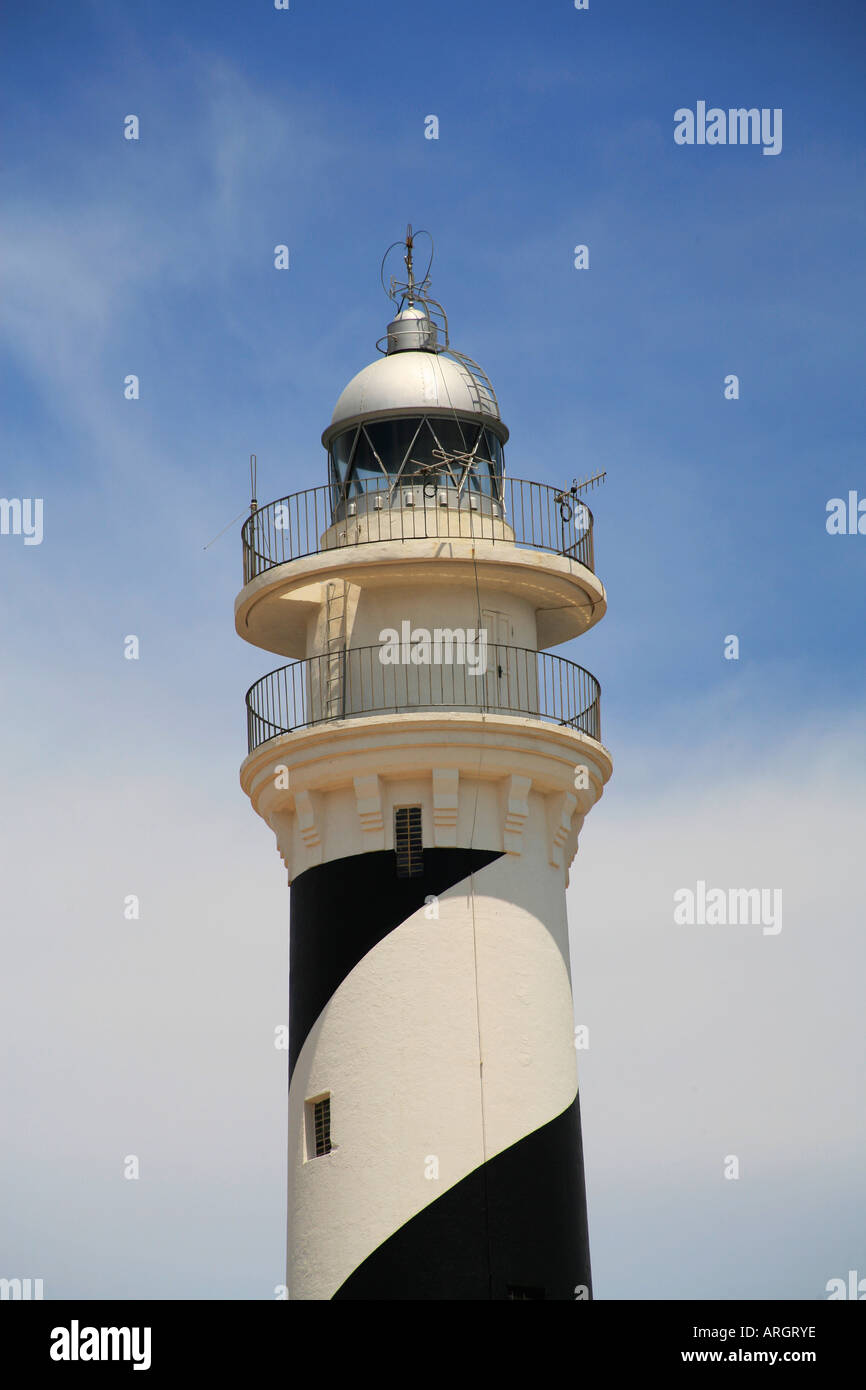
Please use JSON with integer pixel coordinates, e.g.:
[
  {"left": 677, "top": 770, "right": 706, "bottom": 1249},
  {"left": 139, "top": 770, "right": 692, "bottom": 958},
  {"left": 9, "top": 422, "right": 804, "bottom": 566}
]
[{"left": 245, "top": 643, "right": 601, "bottom": 754}]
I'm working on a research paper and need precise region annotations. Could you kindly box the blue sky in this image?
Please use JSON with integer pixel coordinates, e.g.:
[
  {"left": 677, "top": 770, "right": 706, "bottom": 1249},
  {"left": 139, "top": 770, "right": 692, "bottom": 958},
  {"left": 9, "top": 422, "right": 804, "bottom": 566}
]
[{"left": 1, "top": 0, "right": 864, "bottom": 1300}]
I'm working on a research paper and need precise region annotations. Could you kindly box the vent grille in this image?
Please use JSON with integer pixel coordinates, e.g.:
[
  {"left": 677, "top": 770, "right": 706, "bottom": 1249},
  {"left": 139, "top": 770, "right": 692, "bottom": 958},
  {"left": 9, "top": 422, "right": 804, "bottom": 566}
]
[{"left": 395, "top": 806, "right": 423, "bottom": 879}]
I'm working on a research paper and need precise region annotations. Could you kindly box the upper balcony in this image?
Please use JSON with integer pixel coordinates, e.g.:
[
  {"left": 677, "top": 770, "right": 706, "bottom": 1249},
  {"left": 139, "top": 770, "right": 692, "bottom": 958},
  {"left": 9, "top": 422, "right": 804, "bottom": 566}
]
[
  {"left": 241, "top": 477, "right": 594, "bottom": 584},
  {"left": 236, "top": 477, "right": 605, "bottom": 660}
]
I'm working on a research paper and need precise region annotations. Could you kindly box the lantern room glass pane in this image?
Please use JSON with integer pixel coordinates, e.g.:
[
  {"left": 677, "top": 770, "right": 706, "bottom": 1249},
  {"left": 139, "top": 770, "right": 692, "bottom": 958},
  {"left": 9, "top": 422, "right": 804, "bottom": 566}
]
[
  {"left": 329, "top": 414, "right": 505, "bottom": 503},
  {"left": 330, "top": 426, "right": 357, "bottom": 481},
  {"left": 364, "top": 419, "right": 422, "bottom": 478}
]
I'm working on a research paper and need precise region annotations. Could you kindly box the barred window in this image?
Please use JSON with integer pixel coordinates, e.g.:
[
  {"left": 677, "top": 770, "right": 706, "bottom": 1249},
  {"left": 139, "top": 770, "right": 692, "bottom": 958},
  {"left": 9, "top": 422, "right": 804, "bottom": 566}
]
[
  {"left": 394, "top": 806, "right": 423, "bottom": 879},
  {"left": 305, "top": 1095, "right": 331, "bottom": 1159}
]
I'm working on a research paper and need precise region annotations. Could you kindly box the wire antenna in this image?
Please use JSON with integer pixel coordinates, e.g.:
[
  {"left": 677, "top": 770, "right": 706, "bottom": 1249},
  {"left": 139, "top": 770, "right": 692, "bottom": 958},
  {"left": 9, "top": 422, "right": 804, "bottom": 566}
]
[
  {"left": 381, "top": 224, "right": 434, "bottom": 310},
  {"left": 404, "top": 225, "right": 416, "bottom": 305},
  {"left": 202, "top": 453, "right": 259, "bottom": 551}
]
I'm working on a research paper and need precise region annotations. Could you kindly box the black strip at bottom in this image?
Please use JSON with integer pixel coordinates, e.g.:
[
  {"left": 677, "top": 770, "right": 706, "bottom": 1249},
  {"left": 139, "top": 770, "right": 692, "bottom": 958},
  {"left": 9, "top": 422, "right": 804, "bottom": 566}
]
[{"left": 333, "top": 1094, "right": 592, "bottom": 1301}]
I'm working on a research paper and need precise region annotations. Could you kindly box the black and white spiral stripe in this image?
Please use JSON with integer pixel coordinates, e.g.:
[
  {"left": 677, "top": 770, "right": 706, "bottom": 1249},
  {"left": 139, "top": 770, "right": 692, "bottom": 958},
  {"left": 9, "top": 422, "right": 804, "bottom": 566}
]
[{"left": 286, "top": 846, "right": 592, "bottom": 1301}]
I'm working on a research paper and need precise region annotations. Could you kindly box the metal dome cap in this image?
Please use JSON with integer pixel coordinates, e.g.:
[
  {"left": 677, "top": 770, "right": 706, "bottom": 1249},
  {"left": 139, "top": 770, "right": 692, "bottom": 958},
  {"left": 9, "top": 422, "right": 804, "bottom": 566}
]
[
  {"left": 324, "top": 350, "right": 505, "bottom": 444},
  {"left": 385, "top": 305, "right": 437, "bottom": 354},
  {"left": 321, "top": 226, "right": 507, "bottom": 448}
]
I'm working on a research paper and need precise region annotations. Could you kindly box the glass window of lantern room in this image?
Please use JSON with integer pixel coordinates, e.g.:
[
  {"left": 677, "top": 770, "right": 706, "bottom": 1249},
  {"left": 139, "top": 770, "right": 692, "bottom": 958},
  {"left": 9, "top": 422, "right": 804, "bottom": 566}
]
[
  {"left": 419, "top": 418, "right": 503, "bottom": 497},
  {"left": 331, "top": 415, "right": 504, "bottom": 499},
  {"left": 343, "top": 426, "right": 389, "bottom": 498},
  {"left": 418, "top": 418, "right": 466, "bottom": 484},
  {"left": 426, "top": 417, "right": 470, "bottom": 473},
  {"left": 483, "top": 429, "right": 504, "bottom": 477},
  {"left": 364, "top": 418, "right": 424, "bottom": 482},
  {"left": 397, "top": 418, "right": 440, "bottom": 481},
  {"left": 329, "top": 426, "right": 359, "bottom": 490}
]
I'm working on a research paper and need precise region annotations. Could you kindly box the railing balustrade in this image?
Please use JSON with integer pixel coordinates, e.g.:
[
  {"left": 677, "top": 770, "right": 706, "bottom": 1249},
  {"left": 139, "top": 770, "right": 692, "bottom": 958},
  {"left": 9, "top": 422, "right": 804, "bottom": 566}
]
[
  {"left": 246, "top": 643, "right": 601, "bottom": 753},
  {"left": 241, "top": 477, "right": 594, "bottom": 583}
]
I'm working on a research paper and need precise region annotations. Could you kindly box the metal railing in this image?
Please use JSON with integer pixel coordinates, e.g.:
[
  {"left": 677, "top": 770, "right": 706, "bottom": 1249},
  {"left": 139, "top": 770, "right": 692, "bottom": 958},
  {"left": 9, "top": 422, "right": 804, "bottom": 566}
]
[
  {"left": 246, "top": 643, "right": 601, "bottom": 753},
  {"left": 241, "top": 477, "right": 594, "bottom": 583}
]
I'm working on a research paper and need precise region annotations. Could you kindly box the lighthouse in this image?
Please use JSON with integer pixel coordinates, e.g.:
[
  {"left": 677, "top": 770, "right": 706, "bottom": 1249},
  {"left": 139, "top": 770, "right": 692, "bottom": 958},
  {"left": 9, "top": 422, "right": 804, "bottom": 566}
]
[{"left": 235, "top": 230, "right": 612, "bottom": 1301}]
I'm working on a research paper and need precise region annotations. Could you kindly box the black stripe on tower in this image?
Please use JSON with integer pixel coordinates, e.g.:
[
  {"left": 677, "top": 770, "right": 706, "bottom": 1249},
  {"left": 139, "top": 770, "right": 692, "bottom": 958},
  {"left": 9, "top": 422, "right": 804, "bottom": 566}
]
[
  {"left": 333, "top": 1095, "right": 592, "bottom": 1301},
  {"left": 288, "top": 847, "right": 502, "bottom": 1077}
]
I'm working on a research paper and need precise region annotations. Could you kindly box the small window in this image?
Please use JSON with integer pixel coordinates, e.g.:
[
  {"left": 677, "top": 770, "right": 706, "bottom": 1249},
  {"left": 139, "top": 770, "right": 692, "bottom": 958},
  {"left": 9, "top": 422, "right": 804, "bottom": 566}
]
[
  {"left": 305, "top": 1094, "right": 332, "bottom": 1159},
  {"left": 506, "top": 1285, "right": 545, "bottom": 1300},
  {"left": 394, "top": 806, "right": 423, "bottom": 879}
]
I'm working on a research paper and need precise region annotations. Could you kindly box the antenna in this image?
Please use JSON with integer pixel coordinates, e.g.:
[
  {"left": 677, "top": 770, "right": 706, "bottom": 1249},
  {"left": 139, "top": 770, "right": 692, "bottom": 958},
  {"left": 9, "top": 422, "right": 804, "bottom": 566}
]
[
  {"left": 555, "top": 471, "right": 607, "bottom": 503},
  {"left": 377, "top": 225, "right": 451, "bottom": 351},
  {"left": 381, "top": 225, "right": 434, "bottom": 310},
  {"left": 376, "top": 225, "right": 499, "bottom": 422},
  {"left": 570, "top": 471, "right": 607, "bottom": 496},
  {"left": 202, "top": 453, "right": 260, "bottom": 552},
  {"left": 404, "top": 224, "right": 416, "bottom": 306},
  {"left": 554, "top": 472, "right": 606, "bottom": 525}
]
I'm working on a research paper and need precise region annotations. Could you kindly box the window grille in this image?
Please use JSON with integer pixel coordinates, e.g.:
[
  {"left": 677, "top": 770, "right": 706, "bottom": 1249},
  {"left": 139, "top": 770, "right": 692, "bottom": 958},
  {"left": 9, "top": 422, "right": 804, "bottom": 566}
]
[
  {"left": 395, "top": 806, "right": 423, "bottom": 879},
  {"left": 312, "top": 1096, "right": 331, "bottom": 1157}
]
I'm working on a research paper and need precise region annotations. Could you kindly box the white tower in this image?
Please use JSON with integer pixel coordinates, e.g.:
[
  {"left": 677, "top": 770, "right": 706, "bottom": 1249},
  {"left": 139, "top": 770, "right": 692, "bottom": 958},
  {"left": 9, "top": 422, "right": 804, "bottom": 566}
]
[{"left": 236, "top": 230, "right": 612, "bottom": 1300}]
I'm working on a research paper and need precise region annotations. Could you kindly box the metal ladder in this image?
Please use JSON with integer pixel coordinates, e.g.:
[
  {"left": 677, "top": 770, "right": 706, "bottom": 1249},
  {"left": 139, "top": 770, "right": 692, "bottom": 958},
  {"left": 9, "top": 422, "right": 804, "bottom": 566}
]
[
  {"left": 444, "top": 347, "right": 499, "bottom": 418},
  {"left": 323, "top": 580, "right": 347, "bottom": 719}
]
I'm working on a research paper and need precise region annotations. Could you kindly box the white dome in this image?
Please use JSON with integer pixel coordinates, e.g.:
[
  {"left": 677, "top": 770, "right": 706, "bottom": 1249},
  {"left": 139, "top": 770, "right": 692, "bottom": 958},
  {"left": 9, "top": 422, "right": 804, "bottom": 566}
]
[{"left": 323, "top": 349, "right": 505, "bottom": 445}]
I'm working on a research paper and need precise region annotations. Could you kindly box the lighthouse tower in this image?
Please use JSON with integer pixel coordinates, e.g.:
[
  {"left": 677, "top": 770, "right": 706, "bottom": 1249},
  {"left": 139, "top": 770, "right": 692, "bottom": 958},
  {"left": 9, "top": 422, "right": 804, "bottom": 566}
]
[{"left": 236, "top": 230, "right": 612, "bottom": 1301}]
